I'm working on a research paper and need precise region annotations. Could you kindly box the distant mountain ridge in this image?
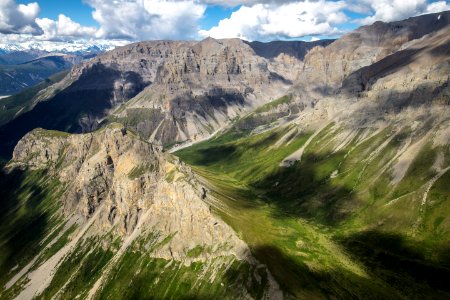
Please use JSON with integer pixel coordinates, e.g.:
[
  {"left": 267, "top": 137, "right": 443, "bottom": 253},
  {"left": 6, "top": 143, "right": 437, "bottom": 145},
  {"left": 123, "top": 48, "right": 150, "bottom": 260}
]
[
  {"left": 0, "top": 37, "right": 296, "bottom": 157},
  {"left": 0, "top": 39, "right": 124, "bottom": 54},
  {"left": 1, "top": 11, "right": 450, "bottom": 157}
]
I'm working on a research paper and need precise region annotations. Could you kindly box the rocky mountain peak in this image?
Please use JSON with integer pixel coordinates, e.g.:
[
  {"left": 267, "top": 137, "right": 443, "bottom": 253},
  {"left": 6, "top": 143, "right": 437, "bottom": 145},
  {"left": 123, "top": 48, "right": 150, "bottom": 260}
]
[
  {"left": 297, "top": 10, "right": 450, "bottom": 94},
  {"left": 81, "top": 38, "right": 293, "bottom": 146}
]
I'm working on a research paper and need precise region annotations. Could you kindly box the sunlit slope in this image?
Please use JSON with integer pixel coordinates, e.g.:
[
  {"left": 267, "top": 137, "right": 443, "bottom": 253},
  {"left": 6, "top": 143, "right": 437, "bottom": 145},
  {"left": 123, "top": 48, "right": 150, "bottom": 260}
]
[{"left": 176, "top": 112, "right": 450, "bottom": 299}]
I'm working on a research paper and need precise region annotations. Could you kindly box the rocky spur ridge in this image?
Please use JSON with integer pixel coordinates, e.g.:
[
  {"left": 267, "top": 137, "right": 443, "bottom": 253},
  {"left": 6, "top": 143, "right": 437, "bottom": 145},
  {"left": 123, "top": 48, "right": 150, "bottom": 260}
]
[{"left": 3, "top": 124, "right": 281, "bottom": 299}]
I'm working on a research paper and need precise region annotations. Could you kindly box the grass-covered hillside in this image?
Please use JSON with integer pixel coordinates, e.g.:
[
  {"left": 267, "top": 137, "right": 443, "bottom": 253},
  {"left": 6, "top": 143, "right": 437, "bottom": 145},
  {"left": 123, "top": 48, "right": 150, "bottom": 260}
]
[
  {"left": 176, "top": 111, "right": 450, "bottom": 299},
  {"left": 0, "top": 168, "right": 69, "bottom": 299}
]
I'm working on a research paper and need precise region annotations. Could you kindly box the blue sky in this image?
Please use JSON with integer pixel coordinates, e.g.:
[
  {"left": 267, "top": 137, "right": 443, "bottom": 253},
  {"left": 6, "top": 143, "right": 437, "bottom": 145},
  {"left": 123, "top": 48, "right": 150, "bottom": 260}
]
[
  {"left": 17, "top": 0, "right": 96, "bottom": 25},
  {"left": 3, "top": 0, "right": 450, "bottom": 44},
  {"left": 15, "top": 0, "right": 362, "bottom": 35},
  {"left": 200, "top": 5, "right": 241, "bottom": 30},
  {"left": 17, "top": 1, "right": 243, "bottom": 30}
]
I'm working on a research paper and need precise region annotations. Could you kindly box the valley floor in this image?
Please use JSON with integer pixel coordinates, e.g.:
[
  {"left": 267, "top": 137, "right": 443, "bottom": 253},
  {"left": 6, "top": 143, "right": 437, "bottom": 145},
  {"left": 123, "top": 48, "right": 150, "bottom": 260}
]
[{"left": 175, "top": 120, "right": 450, "bottom": 299}]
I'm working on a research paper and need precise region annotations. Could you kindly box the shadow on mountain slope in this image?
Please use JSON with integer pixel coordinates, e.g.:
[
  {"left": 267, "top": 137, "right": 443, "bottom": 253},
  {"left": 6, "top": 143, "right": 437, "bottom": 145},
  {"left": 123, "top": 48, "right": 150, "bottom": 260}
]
[
  {"left": 237, "top": 245, "right": 329, "bottom": 298},
  {"left": 0, "top": 169, "right": 52, "bottom": 286},
  {"left": 341, "top": 48, "right": 426, "bottom": 94},
  {"left": 193, "top": 145, "right": 238, "bottom": 166},
  {"left": 176, "top": 128, "right": 356, "bottom": 226},
  {"left": 0, "top": 71, "right": 68, "bottom": 127},
  {"left": 430, "top": 38, "right": 450, "bottom": 57},
  {"left": 0, "top": 65, "right": 148, "bottom": 159},
  {"left": 346, "top": 80, "right": 450, "bottom": 122},
  {"left": 253, "top": 152, "right": 357, "bottom": 226},
  {"left": 177, "top": 124, "right": 450, "bottom": 298},
  {"left": 226, "top": 244, "right": 405, "bottom": 299},
  {"left": 245, "top": 40, "right": 335, "bottom": 60},
  {"left": 337, "top": 230, "right": 450, "bottom": 298},
  {"left": 240, "top": 239, "right": 450, "bottom": 299}
]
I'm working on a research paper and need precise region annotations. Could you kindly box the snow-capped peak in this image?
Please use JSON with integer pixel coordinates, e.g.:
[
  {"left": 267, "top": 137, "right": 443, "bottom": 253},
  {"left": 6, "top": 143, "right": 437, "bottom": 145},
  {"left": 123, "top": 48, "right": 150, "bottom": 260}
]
[{"left": 0, "top": 39, "right": 129, "bottom": 54}]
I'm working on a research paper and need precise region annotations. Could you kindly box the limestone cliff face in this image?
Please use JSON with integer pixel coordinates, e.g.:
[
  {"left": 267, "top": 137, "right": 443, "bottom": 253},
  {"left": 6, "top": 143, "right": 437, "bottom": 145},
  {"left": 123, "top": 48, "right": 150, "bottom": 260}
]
[
  {"left": 7, "top": 125, "right": 282, "bottom": 299},
  {"left": 73, "top": 38, "right": 283, "bottom": 98},
  {"left": 0, "top": 38, "right": 294, "bottom": 154},
  {"left": 104, "top": 38, "right": 292, "bottom": 146},
  {"left": 11, "top": 125, "right": 248, "bottom": 260},
  {"left": 253, "top": 22, "right": 450, "bottom": 197},
  {"left": 296, "top": 10, "right": 450, "bottom": 94},
  {"left": 252, "top": 11, "right": 450, "bottom": 137},
  {"left": 333, "top": 23, "right": 450, "bottom": 129}
]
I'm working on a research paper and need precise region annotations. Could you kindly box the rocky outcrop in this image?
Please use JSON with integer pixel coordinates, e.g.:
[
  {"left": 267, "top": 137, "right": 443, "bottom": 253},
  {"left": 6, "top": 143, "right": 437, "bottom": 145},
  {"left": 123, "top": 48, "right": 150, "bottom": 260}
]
[
  {"left": 107, "top": 38, "right": 293, "bottom": 146},
  {"left": 0, "top": 37, "right": 308, "bottom": 158},
  {"left": 11, "top": 125, "right": 248, "bottom": 259},
  {"left": 295, "top": 10, "right": 450, "bottom": 94},
  {"left": 6, "top": 124, "right": 282, "bottom": 299},
  {"left": 342, "top": 24, "right": 450, "bottom": 98}
]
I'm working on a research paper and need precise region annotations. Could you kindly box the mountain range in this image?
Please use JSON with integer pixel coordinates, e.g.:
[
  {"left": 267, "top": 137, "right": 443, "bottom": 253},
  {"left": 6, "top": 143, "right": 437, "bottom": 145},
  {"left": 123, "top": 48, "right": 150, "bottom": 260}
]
[
  {"left": 0, "top": 40, "right": 122, "bottom": 55},
  {"left": 0, "top": 10, "right": 449, "bottom": 300}
]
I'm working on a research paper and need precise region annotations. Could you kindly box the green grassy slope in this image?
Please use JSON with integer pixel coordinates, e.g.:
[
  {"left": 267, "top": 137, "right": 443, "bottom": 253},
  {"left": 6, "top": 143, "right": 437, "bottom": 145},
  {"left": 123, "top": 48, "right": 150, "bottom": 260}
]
[
  {"left": 31, "top": 230, "right": 271, "bottom": 300},
  {"left": 0, "top": 168, "right": 69, "bottom": 299},
  {"left": 176, "top": 120, "right": 450, "bottom": 299}
]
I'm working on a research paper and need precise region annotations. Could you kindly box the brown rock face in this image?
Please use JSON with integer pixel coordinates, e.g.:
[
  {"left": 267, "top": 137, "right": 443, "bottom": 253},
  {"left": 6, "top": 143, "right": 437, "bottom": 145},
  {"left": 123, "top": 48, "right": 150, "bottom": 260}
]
[
  {"left": 8, "top": 125, "right": 282, "bottom": 299},
  {"left": 0, "top": 38, "right": 297, "bottom": 158},
  {"left": 296, "top": 10, "right": 450, "bottom": 94},
  {"left": 75, "top": 38, "right": 284, "bottom": 95},
  {"left": 104, "top": 38, "right": 293, "bottom": 146},
  {"left": 11, "top": 125, "right": 249, "bottom": 260}
]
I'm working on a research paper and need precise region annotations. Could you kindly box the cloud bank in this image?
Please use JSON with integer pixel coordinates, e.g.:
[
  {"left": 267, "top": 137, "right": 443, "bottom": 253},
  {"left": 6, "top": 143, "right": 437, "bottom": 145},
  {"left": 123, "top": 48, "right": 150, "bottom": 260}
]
[
  {"left": 87, "top": 0, "right": 206, "bottom": 40},
  {"left": 355, "top": 0, "right": 450, "bottom": 25},
  {"left": 199, "top": 0, "right": 347, "bottom": 40},
  {"left": 0, "top": 0, "right": 42, "bottom": 35},
  {"left": 0, "top": 0, "right": 449, "bottom": 46}
]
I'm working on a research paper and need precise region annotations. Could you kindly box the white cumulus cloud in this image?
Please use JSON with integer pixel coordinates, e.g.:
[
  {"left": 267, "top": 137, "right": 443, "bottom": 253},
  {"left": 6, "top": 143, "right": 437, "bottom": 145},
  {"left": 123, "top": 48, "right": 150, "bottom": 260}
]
[
  {"left": 36, "top": 14, "right": 97, "bottom": 41},
  {"left": 199, "top": 0, "right": 297, "bottom": 6},
  {"left": 86, "top": 0, "right": 206, "bottom": 40},
  {"left": 0, "top": 0, "right": 449, "bottom": 47},
  {"left": 425, "top": 1, "right": 450, "bottom": 13},
  {"left": 199, "top": 0, "right": 347, "bottom": 41},
  {"left": 355, "top": 0, "right": 450, "bottom": 24},
  {"left": 0, "top": 0, "right": 43, "bottom": 35}
]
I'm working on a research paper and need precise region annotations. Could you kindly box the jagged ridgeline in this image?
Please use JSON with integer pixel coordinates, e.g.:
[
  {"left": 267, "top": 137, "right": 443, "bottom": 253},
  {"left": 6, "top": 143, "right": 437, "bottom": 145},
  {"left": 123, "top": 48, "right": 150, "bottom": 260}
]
[{"left": 0, "top": 10, "right": 450, "bottom": 300}]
